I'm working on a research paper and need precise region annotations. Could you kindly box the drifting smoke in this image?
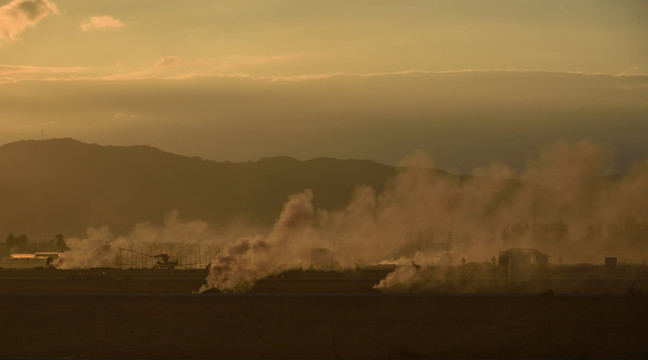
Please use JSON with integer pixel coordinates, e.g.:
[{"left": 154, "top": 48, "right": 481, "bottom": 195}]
[
  {"left": 55, "top": 226, "right": 122, "bottom": 269},
  {"left": 201, "top": 191, "right": 316, "bottom": 292},
  {"left": 202, "top": 140, "right": 648, "bottom": 292},
  {"left": 55, "top": 210, "right": 224, "bottom": 269},
  {"left": 55, "top": 140, "right": 648, "bottom": 292}
]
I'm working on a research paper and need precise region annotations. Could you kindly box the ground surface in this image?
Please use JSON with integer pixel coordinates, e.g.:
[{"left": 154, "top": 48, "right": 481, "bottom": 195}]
[{"left": 0, "top": 293, "right": 646, "bottom": 359}]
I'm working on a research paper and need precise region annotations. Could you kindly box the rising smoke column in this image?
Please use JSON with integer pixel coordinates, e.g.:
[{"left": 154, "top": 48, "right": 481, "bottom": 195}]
[
  {"left": 56, "top": 140, "right": 648, "bottom": 292},
  {"left": 201, "top": 141, "right": 648, "bottom": 292},
  {"left": 201, "top": 190, "right": 316, "bottom": 292}
]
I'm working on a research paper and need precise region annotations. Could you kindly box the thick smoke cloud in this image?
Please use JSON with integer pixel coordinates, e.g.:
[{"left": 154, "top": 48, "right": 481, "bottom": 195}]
[
  {"left": 55, "top": 211, "right": 224, "bottom": 269},
  {"left": 56, "top": 140, "right": 648, "bottom": 292},
  {"left": 0, "top": 0, "right": 58, "bottom": 45},
  {"left": 201, "top": 191, "right": 316, "bottom": 292},
  {"left": 202, "top": 140, "right": 648, "bottom": 292},
  {"left": 56, "top": 226, "right": 123, "bottom": 269}
]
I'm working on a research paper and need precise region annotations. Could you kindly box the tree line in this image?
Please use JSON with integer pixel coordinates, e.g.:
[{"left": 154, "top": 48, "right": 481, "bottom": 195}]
[{"left": 1, "top": 233, "right": 68, "bottom": 256}]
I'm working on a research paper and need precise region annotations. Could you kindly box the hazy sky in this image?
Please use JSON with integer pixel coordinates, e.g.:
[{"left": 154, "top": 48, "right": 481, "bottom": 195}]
[{"left": 1, "top": 0, "right": 647, "bottom": 171}]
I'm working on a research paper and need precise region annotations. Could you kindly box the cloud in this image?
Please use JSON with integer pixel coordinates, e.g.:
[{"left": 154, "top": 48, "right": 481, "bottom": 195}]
[
  {"left": 154, "top": 55, "right": 182, "bottom": 68},
  {"left": 0, "top": 64, "right": 84, "bottom": 83},
  {"left": 113, "top": 112, "right": 144, "bottom": 120},
  {"left": 0, "top": 0, "right": 58, "bottom": 44},
  {"left": 0, "top": 64, "right": 83, "bottom": 74},
  {"left": 9, "top": 67, "right": 642, "bottom": 85},
  {"left": 80, "top": 68, "right": 648, "bottom": 83},
  {"left": 80, "top": 15, "right": 124, "bottom": 31}
]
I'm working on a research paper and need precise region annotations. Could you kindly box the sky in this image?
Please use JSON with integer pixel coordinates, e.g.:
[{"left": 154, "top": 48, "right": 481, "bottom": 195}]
[{"left": 1, "top": 0, "right": 647, "bottom": 172}]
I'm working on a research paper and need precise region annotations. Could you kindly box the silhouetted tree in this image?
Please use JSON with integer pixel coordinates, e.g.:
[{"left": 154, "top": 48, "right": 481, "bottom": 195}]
[
  {"left": 54, "top": 234, "right": 68, "bottom": 251},
  {"left": 5, "top": 233, "right": 28, "bottom": 250}
]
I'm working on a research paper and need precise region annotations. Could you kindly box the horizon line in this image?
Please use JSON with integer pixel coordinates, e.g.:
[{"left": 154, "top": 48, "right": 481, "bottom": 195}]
[{"left": 2, "top": 67, "right": 647, "bottom": 85}]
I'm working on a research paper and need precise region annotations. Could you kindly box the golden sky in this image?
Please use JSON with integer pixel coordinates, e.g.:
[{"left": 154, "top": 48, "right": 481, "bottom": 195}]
[
  {"left": 1, "top": 0, "right": 647, "bottom": 171},
  {"left": 2, "top": 0, "right": 647, "bottom": 77}
]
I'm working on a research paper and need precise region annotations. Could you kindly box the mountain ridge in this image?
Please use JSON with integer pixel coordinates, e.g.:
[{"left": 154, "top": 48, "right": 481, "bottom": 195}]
[
  {"left": 1, "top": 138, "right": 633, "bottom": 246},
  {"left": 0, "top": 138, "right": 398, "bottom": 240}
]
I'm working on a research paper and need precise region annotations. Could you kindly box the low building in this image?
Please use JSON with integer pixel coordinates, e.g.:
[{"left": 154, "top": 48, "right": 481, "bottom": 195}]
[{"left": 1, "top": 252, "right": 61, "bottom": 269}]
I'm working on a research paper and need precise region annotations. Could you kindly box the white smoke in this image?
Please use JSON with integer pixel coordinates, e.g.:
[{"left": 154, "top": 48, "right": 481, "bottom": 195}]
[
  {"left": 202, "top": 140, "right": 648, "bottom": 292},
  {"left": 55, "top": 226, "right": 124, "bottom": 269},
  {"left": 56, "top": 140, "right": 648, "bottom": 292},
  {"left": 55, "top": 211, "right": 225, "bottom": 269},
  {"left": 202, "top": 190, "right": 316, "bottom": 292}
]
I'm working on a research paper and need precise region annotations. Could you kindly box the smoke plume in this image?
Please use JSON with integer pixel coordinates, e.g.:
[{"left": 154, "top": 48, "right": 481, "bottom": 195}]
[
  {"left": 202, "top": 191, "right": 316, "bottom": 291},
  {"left": 202, "top": 140, "right": 648, "bottom": 292},
  {"left": 55, "top": 211, "right": 224, "bottom": 269},
  {"left": 56, "top": 140, "right": 648, "bottom": 292}
]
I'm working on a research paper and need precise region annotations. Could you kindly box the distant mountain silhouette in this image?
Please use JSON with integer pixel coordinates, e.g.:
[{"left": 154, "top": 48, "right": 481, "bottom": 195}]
[{"left": 0, "top": 138, "right": 406, "bottom": 240}]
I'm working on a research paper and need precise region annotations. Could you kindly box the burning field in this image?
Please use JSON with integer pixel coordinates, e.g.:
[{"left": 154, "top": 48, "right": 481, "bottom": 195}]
[
  {"left": 1, "top": 141, "right": 648, "bottom": 358},
  {"left": 3, "top": 141, "right": 642, "bottom": 296}
]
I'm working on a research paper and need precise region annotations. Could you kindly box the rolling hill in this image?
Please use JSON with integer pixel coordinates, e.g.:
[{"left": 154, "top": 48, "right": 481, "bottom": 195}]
[{"left": 0, "top": 138, "right": 400, "bottom": 240}]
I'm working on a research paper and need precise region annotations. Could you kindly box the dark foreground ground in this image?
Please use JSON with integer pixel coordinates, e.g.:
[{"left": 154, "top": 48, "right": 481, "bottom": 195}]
[{"left": 0, "top": 293, "right": 646, "bottom": 359}]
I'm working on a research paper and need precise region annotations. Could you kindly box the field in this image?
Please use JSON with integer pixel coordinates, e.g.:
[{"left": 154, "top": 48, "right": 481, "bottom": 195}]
[
  {"left": 0, "top": 267, "right": 647, "bottom": 359},
  {"left": 0, "top": 293, "right": 647, "bottom": 359}
]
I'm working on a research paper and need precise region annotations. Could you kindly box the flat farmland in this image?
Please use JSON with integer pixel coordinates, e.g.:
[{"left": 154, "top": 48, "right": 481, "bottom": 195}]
[{"left": 0, "top": 293, "right": 646, "bottom": 359}]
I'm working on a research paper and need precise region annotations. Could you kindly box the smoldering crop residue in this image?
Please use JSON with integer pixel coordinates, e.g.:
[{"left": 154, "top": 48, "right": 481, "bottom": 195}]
[
  {"left": 56, "top": 140, "right": 648, "bottom": 292},
  {"left": 199, "top": 140, "right": 648, "bottom": 292}
]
